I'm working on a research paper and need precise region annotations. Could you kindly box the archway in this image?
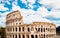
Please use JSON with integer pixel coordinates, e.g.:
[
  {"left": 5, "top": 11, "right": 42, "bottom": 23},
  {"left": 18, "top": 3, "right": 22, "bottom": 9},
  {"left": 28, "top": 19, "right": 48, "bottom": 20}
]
[
  {"left": 35, "top": 35, "right": 38, "bottom": 38},
  {"left": 28, "top": 28, "right": 30, "bottom": 32},
  {"left": 23, "top": 35, "right": 25, "bottom": 38},
  {"left": 31, "top": 35, "right": 34, "bottom": 38}
]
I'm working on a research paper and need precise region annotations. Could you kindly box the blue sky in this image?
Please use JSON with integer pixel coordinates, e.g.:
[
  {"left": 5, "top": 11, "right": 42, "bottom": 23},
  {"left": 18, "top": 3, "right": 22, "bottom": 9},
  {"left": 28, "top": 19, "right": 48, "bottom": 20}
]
[{"left": 0, "top": 0, "right": 60, "bottom": 27}]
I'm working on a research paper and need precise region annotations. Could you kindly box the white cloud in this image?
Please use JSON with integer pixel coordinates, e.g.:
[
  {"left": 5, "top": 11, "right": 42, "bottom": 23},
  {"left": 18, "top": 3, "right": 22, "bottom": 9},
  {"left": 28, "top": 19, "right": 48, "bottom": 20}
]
[
  {"left": 48, "top": 10, "right": 60, "bottom": 18},
  {"left": 0, "top": 4, "right": 8, "bottom": 11},
  {"left": 28, "top": 3, "right": 33, "bottom": 8},
  {"left": 52, "top": 20, "right": 60, "bottom": 27},
  {"left": 23, "top": 14, "right": 52, "bottom": 24},
  {"left": 0, "top": 13, "right": 7, "bottom": 27},
  {"left": 20, "top": 9, "right": 51, "bottom": 24},
  {"left": 6, "top": 0, "right": 10, "bottom": 5},
  {"left": 12, "top": 3, "right": 21, "bottom": 11},
  {"left": 20, "top": 0, "right": 35, "bottom": 4},
  {"left": 19, "top": 0, "right": 60, "bottom": 19},
  {"left": 0, "top": 10, "right": 11, "bottom": 27},
  {"left": 20, "top": 0, "right": 35, "bottom": 9},
  {"left": 11, "top": 4, "right": 51, "bottom": 24},
  {"left": 35, "top": 7, "right": 49, "bottom": 17},
  {"left": 27, "top": 0, "right": 36, "bottom": 4},
  {"left": 40, "top": 0, "right": 60, "bottom": 9},
  {"left": 20, "top": 0, "right": 27, "bottom": 4}
]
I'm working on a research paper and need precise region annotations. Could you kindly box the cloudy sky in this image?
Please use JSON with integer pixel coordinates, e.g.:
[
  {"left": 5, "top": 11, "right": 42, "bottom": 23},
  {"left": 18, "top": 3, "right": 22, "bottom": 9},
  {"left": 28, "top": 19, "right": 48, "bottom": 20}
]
[{"left": 0, "top": 0, "right": 60, "bottom": 27}]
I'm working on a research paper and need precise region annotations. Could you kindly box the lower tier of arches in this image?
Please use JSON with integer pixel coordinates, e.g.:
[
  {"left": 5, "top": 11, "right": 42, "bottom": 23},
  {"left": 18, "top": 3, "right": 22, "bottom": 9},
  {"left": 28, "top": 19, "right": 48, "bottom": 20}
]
[{"left": 6, "top": 34, "right": 56, "bottom": 38}]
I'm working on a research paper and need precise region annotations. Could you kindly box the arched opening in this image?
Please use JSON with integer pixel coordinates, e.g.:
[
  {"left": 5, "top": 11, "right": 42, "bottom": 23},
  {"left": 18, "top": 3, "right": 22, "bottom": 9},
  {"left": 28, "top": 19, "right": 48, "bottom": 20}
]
[
  {"left": 35, "top": 35, "right": 38, "bottom": 38},
  {"left": 31, "top": 35, "right": 34, "bottom": 38},
  {"left": 19, "top": 34, "right": 21, "bottom": 38},
  {"left": 38, "top": 28, "right": 40, "bottom": 31},
  {"left": 13, "top": 35, "right": 14, "bottom": 38},
  {"left": 41, "top": 28, "right": 42, "bottom": 32},
  {"left": 41, "top": 25, "right": 43, "bottom": 32},
  {"left": 27, "top": 35, "right": 29, "bottom": 38},
  {"left": 19, "top": 27, "right": 21, "bottom": 31},
  {"left": 16, "top": 27, "right": 17, "bottom": 32},
  {"left": 28, "top": 28, "right": 30, "bottom": 32},
  {"left": 15, "top": 35, "right": 17, "bottom": 38},
  {"left": 22, "top": 27, "right": 24, "bottom": 31},
  {"left": 35, "top": 28, "right": 37, "bottom": 31},
  {"left": 44, "top": 28, "right": 45, "bottom": 32},
  {"left": 13, "top": 28, "right": 14, "bottom": 31},
  {"left": 23, "top": 35, "right": 25, "bottom": 38},
  {"left": 44, "top": 34, "right": 45, "bottom": 38}
]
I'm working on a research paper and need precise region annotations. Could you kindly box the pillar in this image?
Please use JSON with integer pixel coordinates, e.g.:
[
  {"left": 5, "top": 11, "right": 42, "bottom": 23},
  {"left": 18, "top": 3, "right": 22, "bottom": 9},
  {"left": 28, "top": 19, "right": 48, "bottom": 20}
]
[
  {"left": 38, "top": 34, "right": 39, "bottom": 38},
  {"left": 21, "top": 27, "right": 22, "bottom": 32},
  {"left": 25, "top": 34, "right": 26, "bottom": 38},
  {"left": 14, "top": 34, "right": 15, "bottom": 38},
  {"left": 21, "top": 34, "right": 22, "bottom": 38},
  {"left": 17, "top": 34, "right": 19, "bottom": 38},
  {"left": 29, "top": 34, "right": 31, "bottom": 38},
  {"left": 17, "top": 27, "right": 19, "bottom": 32}
]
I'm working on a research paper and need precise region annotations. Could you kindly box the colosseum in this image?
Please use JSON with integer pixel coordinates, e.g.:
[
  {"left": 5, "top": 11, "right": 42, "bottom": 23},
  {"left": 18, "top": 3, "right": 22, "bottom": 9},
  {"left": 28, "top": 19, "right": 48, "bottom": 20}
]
[{"left": 6, "top": 10, "right": 56, "bottom": 38}]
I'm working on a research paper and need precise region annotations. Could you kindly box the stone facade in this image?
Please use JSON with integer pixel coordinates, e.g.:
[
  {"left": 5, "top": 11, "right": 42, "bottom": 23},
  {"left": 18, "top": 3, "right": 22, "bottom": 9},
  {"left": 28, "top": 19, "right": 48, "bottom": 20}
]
[{"left": 6, "top": 10, "right": 56, "bottom": 38}]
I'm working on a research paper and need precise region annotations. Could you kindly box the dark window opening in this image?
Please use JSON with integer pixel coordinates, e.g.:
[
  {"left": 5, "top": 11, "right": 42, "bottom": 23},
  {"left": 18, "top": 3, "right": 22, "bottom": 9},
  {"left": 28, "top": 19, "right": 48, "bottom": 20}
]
[
  {"left": 23, "top": 35, "right": 25, "bottom": 38},
  {"left": 38, "top": 28, "right": 40, "bottom": 31},
  {"left": 44, "top": 28, "right": 45, "bottom": 32},
  {"left": 16, "top": 28, "right": 17, "bottom": 31},
  {"left": 19, "top": 35, "right": 21, "bottom": 38},
  {"left": 28, "top": 28, "right": 30, "bottom": 32},
  {"left": 41, "top": 28, "right": 42, "bottom": 32},
  {"left": 31, "top": 35, "right": 34, "bottom": 38},
  {"left": 44, "top": 34, "right": 45, "bottom": 38},
  {"left": 27, "top": 35, "right": 29, "bottom": 38},
  {"left": 15, "top": 35, "right": 17, "bottom": 38},
  {"left": 19, "top": 23, "right": 21, "bottom": 24},
  {"left": 13, "top": 35, "right": 14, "bottom": 38},
  {"left": 35, "top": 35, "right": 38, "bottom": 38},
  {"left": 19, "top": 27, "right": 21, "bottom": 31},
  {"left": 22, "top": 27, "right": 24, "bottom": 31},
  {"left": 13, "top": 28, "right": 14, "bottom": 31},
  {"left": 35, "top": 28, "right": 37, "bottom": 31},
  {"left": 46, "top": 28, "right": 47, "bottom": 30}
]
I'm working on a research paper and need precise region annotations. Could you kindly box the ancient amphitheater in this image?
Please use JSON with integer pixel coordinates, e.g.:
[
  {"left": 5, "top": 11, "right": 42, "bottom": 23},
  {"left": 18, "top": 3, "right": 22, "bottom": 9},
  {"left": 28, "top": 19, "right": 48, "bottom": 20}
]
[{"left": 6, "top": 10, "right": 56, "bottom": 38}]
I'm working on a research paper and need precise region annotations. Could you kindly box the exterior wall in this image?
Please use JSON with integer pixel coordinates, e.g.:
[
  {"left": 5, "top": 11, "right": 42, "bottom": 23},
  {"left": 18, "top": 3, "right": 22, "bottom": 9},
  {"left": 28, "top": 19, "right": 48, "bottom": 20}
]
[{"left": 6, "top": 10, "right": 56, "bottom": 38}]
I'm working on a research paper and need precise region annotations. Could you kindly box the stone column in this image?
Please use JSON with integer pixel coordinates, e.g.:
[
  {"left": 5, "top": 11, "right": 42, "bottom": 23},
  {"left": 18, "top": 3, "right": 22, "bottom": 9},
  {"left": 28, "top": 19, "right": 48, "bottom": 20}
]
[
  {"left": 11, "top": 34, "right": 13, "bottom": 38},
  {"left": 14, "top": 34, "right": 15, "bottom": 38},
  {"left": 21, "top": 34, "right": 22, "bottom": 38},
  {"left": 38, "top": 34, "right": 39, "bottom": 38},
  {"left": 29, "top": 34, "right": 31, "bottom": 38},
  {"left": 34, "top": 26, "right": 35, "bottom": 31},
  {"left": 34, "top": 34, "right": 35, "bottom": 38},
  {"left": 25, "top": 34, "right": 26, "bottom": 38},
  {"left": 17, "top": 34, "right": 19, "bottom": 38},
  {"left": 21, "top": 27, "right": 22, "bottom": 32}
]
